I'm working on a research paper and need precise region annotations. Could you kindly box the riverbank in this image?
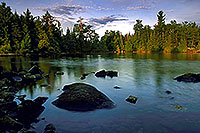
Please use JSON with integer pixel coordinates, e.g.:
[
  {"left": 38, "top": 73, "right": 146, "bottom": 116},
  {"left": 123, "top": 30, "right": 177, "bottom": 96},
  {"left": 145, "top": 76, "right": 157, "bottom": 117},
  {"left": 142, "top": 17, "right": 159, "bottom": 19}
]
[{"left": 1, "top": 50, "right": 200, "bottom": 57}]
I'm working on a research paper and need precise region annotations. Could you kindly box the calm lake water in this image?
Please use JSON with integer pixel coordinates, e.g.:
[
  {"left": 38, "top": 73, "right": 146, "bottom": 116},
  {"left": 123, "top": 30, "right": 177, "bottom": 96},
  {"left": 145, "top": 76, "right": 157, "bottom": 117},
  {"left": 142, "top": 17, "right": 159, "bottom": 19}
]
[{"left": 1, "top": 53, "right": 200, "bottom": 132}]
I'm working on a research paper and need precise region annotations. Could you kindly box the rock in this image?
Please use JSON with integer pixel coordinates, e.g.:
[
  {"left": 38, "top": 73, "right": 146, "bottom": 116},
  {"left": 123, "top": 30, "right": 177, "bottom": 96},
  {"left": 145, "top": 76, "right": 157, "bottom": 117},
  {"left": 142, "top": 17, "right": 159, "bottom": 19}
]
[
  {"left": 165, "top": 90, "right": 172, "bottom": 94},
  {"left": 33, "top": 97, "right": 48, "bottom": 106},
  {"left": 95, "top": 70, "right": 118, "bottom": 78},
  {"left": 114, "top": 85, "right": 120, "bottom": 89},
  {"left": 16, "top": 97, "right": 48, "bottom": 122},
  {"left": 80, "top": 73, "right": 89, "bottom": 80},
  {"left": 95, "top": 70, "right": 107, "bottom": 77},
  {"left": 0, "top": 115, "right": 23, "bottom": 131},
  {"left": 174, "top": 105, "right": 183, "bottom": 110},
  {"left": 126, "top": 95, "right": 138, "bottom": 104},
  {"left": 44, "top": 124, "right": 56, "bottom": 133},
  {"left": 52, "top": 83, "right": 115, "bottom": 111},
  {"left": 28, "top": 65, "right": 44, "bottom": 75},
  {"left": 106, "top": 71, "right": 118, "bottom": 78},
  {"left": 174, "top": 73, "right": 200, "bottom": 83}
]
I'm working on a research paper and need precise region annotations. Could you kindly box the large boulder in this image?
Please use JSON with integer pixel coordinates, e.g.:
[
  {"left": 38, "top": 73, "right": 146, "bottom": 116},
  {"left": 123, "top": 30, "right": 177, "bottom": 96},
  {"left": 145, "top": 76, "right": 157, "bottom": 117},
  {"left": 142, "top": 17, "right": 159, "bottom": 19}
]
[
  {"left": 52, "top": 83, "right": 115, "bottom": 111},
  {"left": 174, "top": 73, "right": 200, "bottom": 83}
]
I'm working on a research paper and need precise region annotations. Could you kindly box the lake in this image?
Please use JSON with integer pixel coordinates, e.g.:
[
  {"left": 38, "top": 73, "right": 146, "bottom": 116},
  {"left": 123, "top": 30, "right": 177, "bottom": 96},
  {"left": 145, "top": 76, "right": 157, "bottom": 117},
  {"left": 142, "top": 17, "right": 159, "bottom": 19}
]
[{"left": 1, "top": 53, "right": 200, "bottom": 132}]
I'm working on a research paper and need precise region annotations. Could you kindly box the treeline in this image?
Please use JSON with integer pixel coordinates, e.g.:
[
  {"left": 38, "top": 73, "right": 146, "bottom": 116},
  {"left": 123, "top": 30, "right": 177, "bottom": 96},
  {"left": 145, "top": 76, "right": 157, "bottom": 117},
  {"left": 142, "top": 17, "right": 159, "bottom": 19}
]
[
  {"left": 102, "top": 11, "right": 200, "bottom": 53},
  {"left": 0, "top": 2, "right": 103, "bottom": 55},
  {"left": 1, "top": 2, "right": 200, "bottom": 55}
]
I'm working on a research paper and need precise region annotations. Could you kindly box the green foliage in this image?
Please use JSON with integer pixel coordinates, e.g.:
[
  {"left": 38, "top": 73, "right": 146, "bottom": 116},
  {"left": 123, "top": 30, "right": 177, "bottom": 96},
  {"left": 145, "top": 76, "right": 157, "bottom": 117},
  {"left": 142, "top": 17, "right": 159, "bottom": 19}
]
[{"left": 0, "top": 2, "right": 200, "bottom": 55}]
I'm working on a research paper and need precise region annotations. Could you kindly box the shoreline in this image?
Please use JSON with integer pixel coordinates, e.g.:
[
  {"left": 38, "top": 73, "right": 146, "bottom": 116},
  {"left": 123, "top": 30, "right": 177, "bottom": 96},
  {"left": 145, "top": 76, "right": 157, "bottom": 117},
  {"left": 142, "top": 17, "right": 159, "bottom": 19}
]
[{"left": 1, "top": 51, "right": 200, "bottom": 56}]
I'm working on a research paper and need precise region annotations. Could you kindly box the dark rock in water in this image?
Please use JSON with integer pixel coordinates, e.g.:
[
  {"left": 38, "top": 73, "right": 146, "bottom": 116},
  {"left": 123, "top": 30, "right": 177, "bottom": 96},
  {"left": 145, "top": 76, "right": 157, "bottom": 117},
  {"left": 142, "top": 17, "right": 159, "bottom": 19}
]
[
  {"left": 80, "top": 73, "right": 89, "bottom": 80},
  {"left": 106, "top": 71, "right": 118, "bottom": 78},
  {"left": 174, "top": 73, "right": 200, "bottom": 83},
  {"left": 0, "top": 115, "right": 23, "bottom": 131},
  {"left": 33, "top": 97, "right": 48, "bottom": 106},
  {"left": 52, "top": 83, "right": 115, "bottom": 111},
  {"left": 44, "top": 124, "right": 56, "bottom": 133},
  {"left": 95, "top": 70, "right": 118, "bottom": 78},
  {"left": 165, "top": 90, "right": 172, "bottom": 94},
  {"left": 16, "top": 97, "right": 48, "bottom": 122},
  {"left": 126, "top": 95, "right": 138, "bottom": 104},
  {"left": 114, "top": 85, "right": 120, "bottom": 89},
  {"left": 28, "top": 65, "right": 44, "bottom": 75},
  {"left": 95, "top": 70, "right": 107, "bottom": 77}
]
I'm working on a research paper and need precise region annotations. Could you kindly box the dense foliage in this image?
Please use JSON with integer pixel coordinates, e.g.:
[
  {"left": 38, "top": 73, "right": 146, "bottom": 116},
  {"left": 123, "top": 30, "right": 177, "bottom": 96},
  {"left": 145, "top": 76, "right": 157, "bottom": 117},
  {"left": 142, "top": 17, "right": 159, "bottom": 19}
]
[
  {"left": 0, "top": 2, "right": 200, "bottom": 55},
  {"left": 102, "top": 11, "right": 200, "bottom": 53}
]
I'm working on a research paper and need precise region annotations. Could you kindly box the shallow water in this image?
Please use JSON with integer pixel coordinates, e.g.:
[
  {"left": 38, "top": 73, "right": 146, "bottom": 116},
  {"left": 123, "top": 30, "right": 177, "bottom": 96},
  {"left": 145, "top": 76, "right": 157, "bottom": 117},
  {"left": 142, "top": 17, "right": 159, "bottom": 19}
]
[{"left": 1, "top": 53, "right": 200, "bottom": 132}]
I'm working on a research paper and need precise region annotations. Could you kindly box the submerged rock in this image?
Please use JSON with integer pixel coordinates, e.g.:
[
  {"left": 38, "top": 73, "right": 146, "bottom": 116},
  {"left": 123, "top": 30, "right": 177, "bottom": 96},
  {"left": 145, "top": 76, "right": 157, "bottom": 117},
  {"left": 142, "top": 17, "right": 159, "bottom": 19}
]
[
  {"left": 174, "top": 105, "right": 183, "bottom": 110},
  {"left": 44, "top": 124, "right": 56, "bottom": 133},
  {"left": 95, "top": 70, "right": 118, "bottom": 78},
  {"left": 126, "top": 95, "right": 138, "bottom": 104},
  {"left": 52, "top": 83, "right": 115, "bottom": 111},
  {"left": 165, "top": 90, "right": 172, "bottom": 94},
  {"left": 174, "top": 73, "right": 200, "bottom": 83}
]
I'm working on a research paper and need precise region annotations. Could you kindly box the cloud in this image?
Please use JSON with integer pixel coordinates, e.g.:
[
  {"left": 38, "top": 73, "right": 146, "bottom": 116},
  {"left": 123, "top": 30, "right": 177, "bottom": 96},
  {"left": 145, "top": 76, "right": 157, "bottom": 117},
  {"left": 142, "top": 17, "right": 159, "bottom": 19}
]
[
  {"left": 89, "top": 15, "right": 128, "bottom": 26},
  {"left": 164, "top": 9, "right": 174, "bottom": 13},
  {"left": 126, "top": 6, "right": 152, "bottom": 10},
  {"left": 32, "top": 4, "right": 92, "bottom": 16},
  {"left": 97, "top": 6, "right": 114, "bottom": 11}
]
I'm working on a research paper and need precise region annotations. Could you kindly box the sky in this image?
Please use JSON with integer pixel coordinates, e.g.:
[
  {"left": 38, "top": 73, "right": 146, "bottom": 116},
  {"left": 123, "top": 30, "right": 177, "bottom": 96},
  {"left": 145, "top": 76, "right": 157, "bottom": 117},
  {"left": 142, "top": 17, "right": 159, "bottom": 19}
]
[{"left": 3, "top": 0, "right": 200, "bottom": 36}]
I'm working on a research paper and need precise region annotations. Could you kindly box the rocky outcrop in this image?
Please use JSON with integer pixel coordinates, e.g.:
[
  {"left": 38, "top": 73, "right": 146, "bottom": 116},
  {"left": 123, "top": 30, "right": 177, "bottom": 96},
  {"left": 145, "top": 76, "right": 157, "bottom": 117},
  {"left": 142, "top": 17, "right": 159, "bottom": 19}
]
[
  {"left": 174, "top": 73, "right": 200, "bottom": 83},
  {"left": 0, "top": 65, "right": 44, "bottom": 84},
  {"left": 52, "top": 83, "right": 115, "bottom": 111},
  {"left": 0, "top": 66, "right": 48, "bottom": 132}
]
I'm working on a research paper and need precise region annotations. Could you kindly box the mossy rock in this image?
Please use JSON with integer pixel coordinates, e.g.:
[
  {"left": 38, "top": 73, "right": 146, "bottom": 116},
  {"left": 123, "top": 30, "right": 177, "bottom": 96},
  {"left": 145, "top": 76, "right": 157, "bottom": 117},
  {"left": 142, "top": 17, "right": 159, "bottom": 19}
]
[{"left": 52, "top": 83, "right": 115, "bottom": 111}]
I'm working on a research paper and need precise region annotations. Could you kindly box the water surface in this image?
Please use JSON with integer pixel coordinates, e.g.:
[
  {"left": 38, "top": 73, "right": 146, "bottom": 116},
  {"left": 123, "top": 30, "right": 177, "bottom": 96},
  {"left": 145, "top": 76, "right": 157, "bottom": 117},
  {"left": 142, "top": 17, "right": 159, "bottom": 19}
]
[{"left": 1, "top": 53, "right": 200, "bottom": 132}]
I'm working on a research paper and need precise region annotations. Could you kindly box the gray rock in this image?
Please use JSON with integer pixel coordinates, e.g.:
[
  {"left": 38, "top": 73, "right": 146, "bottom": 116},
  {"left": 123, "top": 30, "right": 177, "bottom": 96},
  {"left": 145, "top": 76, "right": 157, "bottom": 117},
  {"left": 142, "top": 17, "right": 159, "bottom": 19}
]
[{"left": 52, "top": 83, "right": 115, "bottom": 111}]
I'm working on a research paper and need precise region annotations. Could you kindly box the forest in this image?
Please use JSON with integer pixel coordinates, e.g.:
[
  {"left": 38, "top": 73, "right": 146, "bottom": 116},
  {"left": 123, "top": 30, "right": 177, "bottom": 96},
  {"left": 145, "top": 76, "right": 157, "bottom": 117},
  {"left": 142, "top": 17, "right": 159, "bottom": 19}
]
[{"left": 0, "top": 2, "right": 200, "bottom": 55}]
